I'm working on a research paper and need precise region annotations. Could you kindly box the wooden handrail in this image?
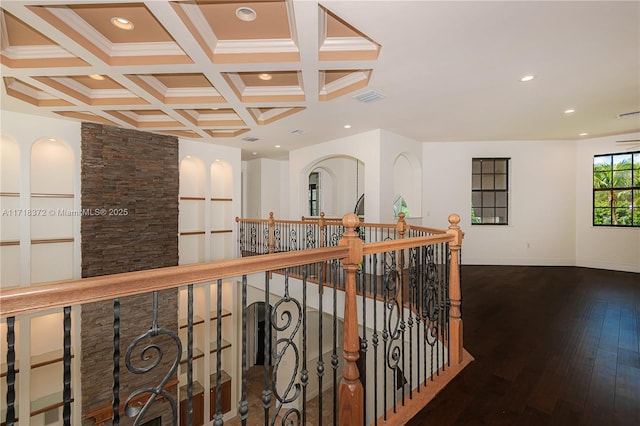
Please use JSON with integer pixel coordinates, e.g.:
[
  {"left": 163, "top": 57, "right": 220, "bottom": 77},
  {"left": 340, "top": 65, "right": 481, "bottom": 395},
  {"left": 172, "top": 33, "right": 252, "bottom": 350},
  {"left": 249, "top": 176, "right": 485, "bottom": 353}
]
[{"left": 0, "top": 246, "right": 348, "bottom": 318}]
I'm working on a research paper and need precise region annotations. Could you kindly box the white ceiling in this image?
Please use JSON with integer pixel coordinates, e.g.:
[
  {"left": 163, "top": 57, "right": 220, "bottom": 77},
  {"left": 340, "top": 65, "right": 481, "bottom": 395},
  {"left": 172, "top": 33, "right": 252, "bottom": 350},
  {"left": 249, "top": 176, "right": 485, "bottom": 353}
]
[{"left": 2, "top": 0, "right": 639, "bottom": 160}]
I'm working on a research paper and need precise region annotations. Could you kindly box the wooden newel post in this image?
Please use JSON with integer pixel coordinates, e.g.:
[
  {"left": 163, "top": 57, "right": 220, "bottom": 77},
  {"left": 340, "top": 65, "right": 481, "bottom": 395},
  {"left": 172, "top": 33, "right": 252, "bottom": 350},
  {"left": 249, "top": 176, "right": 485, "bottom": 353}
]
[
  {"left": 338, "top": 213, "right": 364, "bottom": 425},
  {"left": 268, "top": 212, "right": 275, "bottom": 254},
  {"left": 446, "top": 213, "right": 464, "bottom": 365}
]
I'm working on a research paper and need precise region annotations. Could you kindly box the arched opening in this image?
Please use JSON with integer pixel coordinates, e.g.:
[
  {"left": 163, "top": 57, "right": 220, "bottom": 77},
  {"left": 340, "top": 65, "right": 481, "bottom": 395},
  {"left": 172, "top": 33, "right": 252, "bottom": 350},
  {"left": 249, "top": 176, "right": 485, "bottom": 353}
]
[{"left": 304, "top": 156, "right": 363, "bottom": 217}]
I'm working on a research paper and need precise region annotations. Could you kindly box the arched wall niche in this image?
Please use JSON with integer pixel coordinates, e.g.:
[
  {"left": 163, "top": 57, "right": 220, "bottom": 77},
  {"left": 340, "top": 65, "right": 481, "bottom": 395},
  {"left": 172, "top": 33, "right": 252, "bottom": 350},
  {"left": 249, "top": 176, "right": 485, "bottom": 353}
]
[
  {"left": 179, "top": 155, "right": 206, "bottom": 264},
  {"left": 211, "top": 159, "right": 233, "bottom": 199},
  {"left": 392, "top": 152, "right": 422, "bottom": 218},
  {"left": 302, "top": 155, "right": 364, "bottom": 218},
  {"left": 1, "top": 132, "right": 21, "bottom": 288},
  {"left": 30, "top": 137, "right": 75, "bottom": 284}
]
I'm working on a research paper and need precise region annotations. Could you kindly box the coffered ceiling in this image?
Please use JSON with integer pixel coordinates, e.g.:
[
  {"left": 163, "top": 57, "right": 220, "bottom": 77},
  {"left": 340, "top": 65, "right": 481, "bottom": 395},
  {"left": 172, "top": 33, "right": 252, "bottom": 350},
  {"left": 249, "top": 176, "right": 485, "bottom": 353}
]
[{"left": 1, "top": 1, "right": 639, "bottom": 160}]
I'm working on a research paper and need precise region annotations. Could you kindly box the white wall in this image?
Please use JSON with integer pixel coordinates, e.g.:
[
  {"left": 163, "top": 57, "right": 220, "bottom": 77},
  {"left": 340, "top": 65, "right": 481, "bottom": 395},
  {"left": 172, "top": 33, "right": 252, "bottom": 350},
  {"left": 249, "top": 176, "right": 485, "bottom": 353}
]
[
  {"left": 423, "top": 139, "right": 577, "bottom": 266},
  {"left": 575, "top": 132, "right": 640, "bottom": 273},
  {"left": 289, "top": 129, "right": 382, "bottom": 221},
  {"left": 242, "top": 158, "right": 289, "bottom": 219}
]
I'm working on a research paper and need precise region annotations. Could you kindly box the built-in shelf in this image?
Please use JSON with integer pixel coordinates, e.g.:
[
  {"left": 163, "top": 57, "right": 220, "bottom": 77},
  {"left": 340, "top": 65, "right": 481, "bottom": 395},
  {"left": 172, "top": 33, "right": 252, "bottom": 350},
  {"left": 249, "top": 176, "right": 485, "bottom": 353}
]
[
  {"left": 30, "top": 193, "right": 74, "bottom": 198},
  {"left": 31, "top": 238, "right": 74, "bottom": 245},
  {"left": 180, "top": 196, "right": 206, "bottom": 201},
  {"left": 178, "top": 314, "right": 205, "bottom": 329},
  {"left": 30, "top": 390, "right": 74, "bottom": 417},
  {"left": 1, "top": 348, "right": 75, "bottom": 377},
  {"left": 179, "top": 231, "right": 205, "bottom": 236},
  {"left": 209, "top": 339, "right": 231, "bottom": 355},
  {"left": 180, "top": 347, "right": 205, "bottom": 365},
  {"left": 0, "top": 192, "right": 20, "bottom": 197},
  {"left": 0, "top": 240, "right": 20, "bottom": 246},
  {"left": 210, "top": 230, "right": 232, "bottom": 234},
  {"left": 179, "top": 380, "right": 204, "bottom": 401},
  {"left": 210, "top": 309, "right": 231, "bottom": 322},
  {"left": 211, "top": 198, "right": 232, "bottom": 202}
]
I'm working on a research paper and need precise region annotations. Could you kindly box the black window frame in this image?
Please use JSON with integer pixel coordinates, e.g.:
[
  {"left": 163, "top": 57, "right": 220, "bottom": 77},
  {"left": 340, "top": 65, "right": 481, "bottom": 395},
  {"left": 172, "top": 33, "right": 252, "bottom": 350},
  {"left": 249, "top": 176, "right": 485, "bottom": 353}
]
[
  {"left": 592, "top": 150, "right": 640, "bottom": 227},
  {"left": 471, "top": 157, "right": 510, "bottom": 225}
]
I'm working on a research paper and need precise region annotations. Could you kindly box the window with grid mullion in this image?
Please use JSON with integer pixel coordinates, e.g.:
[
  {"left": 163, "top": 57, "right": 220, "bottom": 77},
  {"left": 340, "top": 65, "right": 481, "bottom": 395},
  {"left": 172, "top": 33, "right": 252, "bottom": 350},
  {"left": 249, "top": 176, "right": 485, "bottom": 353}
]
[
  {"left": 472, "top": 158, "right": 509, "bottom": 225},
  {"left": 593, "top": 151, "right": 640, "bottom": 227}
]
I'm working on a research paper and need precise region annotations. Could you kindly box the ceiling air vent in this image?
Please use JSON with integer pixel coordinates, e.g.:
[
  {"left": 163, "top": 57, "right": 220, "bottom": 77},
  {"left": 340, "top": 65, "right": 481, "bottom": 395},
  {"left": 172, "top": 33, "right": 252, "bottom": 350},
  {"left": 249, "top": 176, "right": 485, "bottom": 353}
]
[
  {"left": 617, "top": 111, "right": 640, "bottom": 119},
  {"left": 242, "top": 136, "right": 259, "bottom": 142},
  {"left": 353, "top": 90, "right": 385, "bottom": 103}
]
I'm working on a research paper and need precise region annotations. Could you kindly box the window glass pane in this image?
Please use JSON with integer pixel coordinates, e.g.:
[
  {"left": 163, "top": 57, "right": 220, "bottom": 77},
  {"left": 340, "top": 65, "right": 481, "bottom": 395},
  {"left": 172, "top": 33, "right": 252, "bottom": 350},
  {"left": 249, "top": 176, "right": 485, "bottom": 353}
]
[
  {"left": 594, "top": 208, "right": 611, "bottom": 225},
  {"left": 472, "top": 160, "right": 481, "bottom": 174},
  {"left": 482, "top": 191, "right": 495, "bottom": 207},
  {"left": 594, "top": 155, "right": 611, "bottom": 171},
  {"left": 613, "top": 190, "right": 632, "bottom": 207},
  {"left": 495, "top": 192, "right": 508, "bottom": 207},
  {"left": 494, "top": 159, "right": 507, "bottom": 173},
  {"left": 612, "top": 170, "right": 632, "bottom": 188},
  {"left": 471, "top": 207, "right": 482, "bottom": 224},
  {"left": 613, "top": 154, "right": 633, "bottom": 170},
  {"left": 594, "top": 191, "right": 611, "bottom": 208},
  {"left": 495, "top": 208, "right": 507, "bottom": 223},
  {"left": 634, "top": 170, "right": 640, "bottom": 188},
  {"left": 495, "top": 174, "right": 507, "bottom": 190},
  {"left": 472, "top": 175, "right": 481, "bottom": 190},
  {"left": 634, "top": 190, "right": 640, "bottom": 207},
  {"left": 482, "top": 175, "right": 494, "bottom": 189},
  {"left": 634, "top": 153, "right": 640, "bottom": 169},
  {"left": 481, "top": 160, "right": 494, "bottom": 174},
  {"left": 594, "top": 171, "right": 612, "bottom": 189},
  {"left": 634, "top": 208, "right": 640, "bottom": 226},
  {"left": 481, "top": 208, "right": 495, "bottom": 223},
  {"left": 472, "top": 192, "right": 482, "bottom": 207},
  {"left": 614, "top": 208, "right": 633, "bottom": 225}
]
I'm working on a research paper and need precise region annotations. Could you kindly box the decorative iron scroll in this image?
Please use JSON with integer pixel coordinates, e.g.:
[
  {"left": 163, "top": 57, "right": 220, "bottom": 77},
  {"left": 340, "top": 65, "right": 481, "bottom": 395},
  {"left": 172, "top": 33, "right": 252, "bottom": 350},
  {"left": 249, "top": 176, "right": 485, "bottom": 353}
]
[
  {"left": 421, "top": 245, "right": 440, "bottom": 381},
  {"left": 271, "top": 269, "right": 303, "bottom": 426},
  {"left": 274, "top": 226, "right": 282, "bottom": 252},
  {"left": 383, "top": 249, "right": 403, "bottom": 412},
  {"left": 5, "top": 317, "right": 16, "bottom": 426},
  {"left": 305, "top": 223, "right": 316, "bottom": 249},
  {"left": 250, "top": 224, "right": 258, "bottom": 254},
  {"left": 123, "top": 292, "right": 181, "bottom": 425},
  {"left": 263, "top": 226, "right": 270, "bottom": 254},
  {"left": 289, "top": 226, "right": 298, "bottom": 251},
  {"left": 239, "top": 223, "right": 246, "bottom": 254}
]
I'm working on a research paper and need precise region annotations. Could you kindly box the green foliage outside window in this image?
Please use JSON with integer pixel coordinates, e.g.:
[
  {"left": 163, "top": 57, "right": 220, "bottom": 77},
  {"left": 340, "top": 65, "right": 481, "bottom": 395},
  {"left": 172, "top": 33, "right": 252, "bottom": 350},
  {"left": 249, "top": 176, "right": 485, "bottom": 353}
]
[{"left": 593, "top": 152, "right": 640, "bottom": 227}]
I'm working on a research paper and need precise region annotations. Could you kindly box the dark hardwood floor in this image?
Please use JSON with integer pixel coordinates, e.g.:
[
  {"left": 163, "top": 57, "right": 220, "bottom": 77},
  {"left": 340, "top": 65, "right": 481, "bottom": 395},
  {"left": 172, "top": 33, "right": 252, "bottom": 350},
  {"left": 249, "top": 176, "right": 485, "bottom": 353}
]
[{"left": 407, "top": 265, "right": 640, "bottom": 426}]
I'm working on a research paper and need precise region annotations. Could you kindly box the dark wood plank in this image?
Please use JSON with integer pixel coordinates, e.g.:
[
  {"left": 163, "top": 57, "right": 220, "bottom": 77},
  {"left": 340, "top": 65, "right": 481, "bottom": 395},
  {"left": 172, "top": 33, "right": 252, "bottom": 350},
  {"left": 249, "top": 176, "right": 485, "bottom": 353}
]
[{"left": 406, "top": 265, "right": 640, "bottom": 426}]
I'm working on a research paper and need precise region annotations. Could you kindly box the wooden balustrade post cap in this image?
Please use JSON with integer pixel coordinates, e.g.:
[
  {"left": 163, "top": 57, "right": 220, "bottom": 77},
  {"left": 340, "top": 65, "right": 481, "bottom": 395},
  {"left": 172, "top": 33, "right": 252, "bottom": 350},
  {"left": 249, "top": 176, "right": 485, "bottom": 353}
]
[
  {"left": 320, "top": 212, "right": 325, "bottom": 218},
  {"left": 448, "top": 213, "right": 461, "bottom": 228},
  {"left": 342, "top": 213, "right": 360, "bottom": 230},
  {"left": 269, "top": 212, "right": 274, "bottom": 219},
  {"left": 398, "top": 212, "right": 405, "bottom": 220}
]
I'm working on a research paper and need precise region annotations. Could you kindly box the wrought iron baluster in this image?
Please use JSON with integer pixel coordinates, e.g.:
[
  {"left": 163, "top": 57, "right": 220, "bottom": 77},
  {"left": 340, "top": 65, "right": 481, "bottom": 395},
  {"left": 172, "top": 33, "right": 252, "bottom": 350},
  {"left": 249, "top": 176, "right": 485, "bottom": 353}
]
[
  {"left": 382, "top": 253, "right": 389, "bottom": 420},
  {"left": 316, "top": 262, "right": 324, "bottom": 426},
  {"left": 187, "top": 285, "right": 194, "bottom": 426},
  {"left": 301, "top": 265, "right": 308, "bottom": 425},
  {"left": 239, "top": 276, "right": 249, "bottom": 426},
  {"left": 415, "top": 247, "right": 422, "bottom": 393},
  {"left": 383, "top": 249, "right": 401, "bottom": 414},
  {"left": 331, "top": 260, "right": 339, "bottom": 426},
  {"left": 407, "top": 248, "right": 417, "bottom": 400},
  {"left": 63, "top": 306, "right": 72, "bottom": 426},
  {"left": 113, "top": 299, "right": 120, "bottom": 425},
  {"left": 5, "top": 316, "right": 16, "bottom": 426},
  {"left": 214, "top": 279, "right": 223, "bottom": 426},
  {"left": 123, "top": 291, "right": 181, "bottom": 426},
  {"left": 271, "top": 268, "right": 302, "bottom": 426},
  {"left": 359, "top": 255, "right": 368, "bottom": 424},
  {"left": 372, "top": 253, "right": 379, "bottom": 426},
  {"left": 263, "top": 271, "right": 271, "bottom": 426}
]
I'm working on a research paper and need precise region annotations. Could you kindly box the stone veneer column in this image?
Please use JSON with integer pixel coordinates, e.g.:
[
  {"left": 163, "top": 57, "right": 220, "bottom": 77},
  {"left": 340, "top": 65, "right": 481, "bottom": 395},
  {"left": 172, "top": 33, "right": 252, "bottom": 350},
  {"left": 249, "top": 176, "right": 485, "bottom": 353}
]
[{"left": 80, "top": 123, "right": 179, "bottom": 426}]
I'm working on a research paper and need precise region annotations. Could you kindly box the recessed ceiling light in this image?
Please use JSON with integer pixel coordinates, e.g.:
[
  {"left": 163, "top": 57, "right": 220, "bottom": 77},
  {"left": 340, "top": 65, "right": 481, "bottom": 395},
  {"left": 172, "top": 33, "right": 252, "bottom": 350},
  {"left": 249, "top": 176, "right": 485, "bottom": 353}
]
[
  {"left": 520, "top": 75, "right": 535, "bottom": 82},
  {"left": 236, "top": 7, "right": 257, "bottom": 22},
  {"left": 185, "top": 155, "right": 192, "bottom": 159},
  {"left": 252, "top": 151, "right": 257, "bottom": 156},
  {"left": 111, "top": 17, "right": 134, "bottom": 30},
  {"left": 47, "top": 138, "right": 57, "bottom": 142},
  {"left": 579, "top": 132, "right": 589, "bottom": 136},
  {"left": 258, "top": 73, "right": 272, "bottom": 81},
  {"left": 275, "top": 145, "right": 281, "bottom": 148},
  {"left": 344, "top": 124, "right": 351, "bottom": 129},
  {"left": 88, "top": 74, "right": 105, "bottom": 81},
  {"left": 215, "top": 159, "right": 220, "bottom": 162},
  {"left": 564, "top": 109, "right": 576, "bottom": 114}
]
